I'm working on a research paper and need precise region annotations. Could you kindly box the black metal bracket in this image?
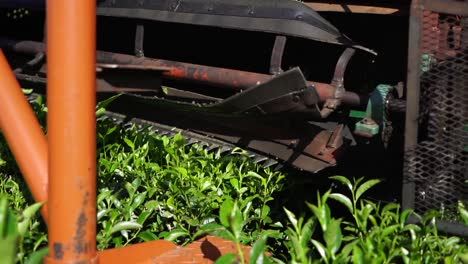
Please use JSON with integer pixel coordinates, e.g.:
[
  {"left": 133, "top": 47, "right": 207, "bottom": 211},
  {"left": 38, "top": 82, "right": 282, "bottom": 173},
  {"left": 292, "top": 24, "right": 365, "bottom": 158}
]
[
  {"left": 320, "top": 47, "right": 355, "bottom": 118},
  {"left": 211, "top": 67, "right": 321, "bottom": 118},
  {"left": 134, "top": 24, "right": 145, "bottom": 57},
  {"left": 269, "top": 35, "right": 287, "bottom": 75}
]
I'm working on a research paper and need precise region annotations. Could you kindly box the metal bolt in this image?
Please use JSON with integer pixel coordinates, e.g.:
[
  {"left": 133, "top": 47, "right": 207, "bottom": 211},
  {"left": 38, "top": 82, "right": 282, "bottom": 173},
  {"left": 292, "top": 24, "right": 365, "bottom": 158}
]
[{"left": 289, "top": 140, "right": 298, "bottom": 148}]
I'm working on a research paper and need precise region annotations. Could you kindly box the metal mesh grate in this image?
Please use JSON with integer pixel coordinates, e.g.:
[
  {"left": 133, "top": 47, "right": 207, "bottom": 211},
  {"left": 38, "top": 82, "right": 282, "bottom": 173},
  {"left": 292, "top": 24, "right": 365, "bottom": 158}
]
[{"left": 405, "top": 7, "right": 468, "bottom": 223}]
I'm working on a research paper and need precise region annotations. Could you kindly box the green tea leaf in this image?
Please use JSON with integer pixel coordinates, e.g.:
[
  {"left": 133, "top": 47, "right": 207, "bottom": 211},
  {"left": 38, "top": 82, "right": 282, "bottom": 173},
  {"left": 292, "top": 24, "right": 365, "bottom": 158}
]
[
  {"left": 229, "top": 201, "right": 244, "bottom": 239},
  {"left": 261, "top": 205, "right": 270, "bottom": 220},
  {"left": 110, "top": 221, "right": 142, "bottom": 234},
  {"left": 352, "top": 244, "right": 364, "bottom": 264},
  {"left": 301, "top": 218, "right": 315, "bottom": 248},
  {"left": 220, "top": 199, "right": 234, "bottom": 228},
  {"left": 166, "top": 196, "right": 175, "bottom": 210},
  {"left": 307, "top": 202, "right": 328, "bottom": 232},
  {"left": 193, "top": 222, "right": 225, "bottom": 239},
  {"left": 97, "top": 209, "right": 109, "bottom": 221},
  {"left": 18, "top": 202, "right": 43, "bottom": 237},
  {"left": 25, "top": 247, "right": 49, "bottom": 264},
  {"left": 137, "top": 211, "right": 152, "bottom": 225},
  {"left": 382, "top": 224, "right": 399, "bottom": 237},
  {"left": 230, "top": 178, "right": 239, "bottom": 191},
  {"left": 5, "top": 210, "right": 18, "bottom": 238},
  {"left": 165, "top": 229, "right": 189, "bottom": 242},
  {"left": 355, "top": 179, "right": 381, "bottom": 201},
  {"left": 249, "top": 234, "right": 268, "bottom": 264},
  {"left": 125, "top": 182, "right": 136, "bottom": 198},
  {"left": 214, "top": 253, "right": 238, "bottom": 264},
  {"left": 459, "top": 251, "right": 468, "bottom": 264},
  {"left": 0, "top": 236, "right": 18, "bottom": 264},
  {"left": 324, "top": 219, "right": 342, "bottom": 255},
  {"left": 330, "top": 176, "right": 353, "bottom": 192},
  {"left": 33, "top": 234, "right": 48, "bottom": 252},
  {"left": 124, "top": 138, "right": 135, "bottom": 151},
  {"left": 138, "top": 230, "right": 158, "bottom": 242},
  {"left": 284, "top": 208, "right": 298, "bottom": 231},
  {"left": 22, "top": 88, "right": 33, "bottom": 95},
  {"left": 329, "top": 193, "right": 353, "bottom": 214},
  {"left": 131, "top": 192, "right": 147, "bottom": 212},
  {"left": 445, "top": 237, "right": 460, "bottom": 247},
  {"left": 96, "top": 94, "right": 122, "bottom": 117},
  {"left": 145, "top": 200, "right": 160, "bottom": 211},
  {"left": 458, "top": 201, "right": 468, "bottom": 225},
  {"left": 311, "top": 239, "right": 327, "bottom": 259},
  {"left": 340, "top": 239, "right": 358, "bottom": 258},
  {"left": 400, "top": 209, "right": 413, "bottom": 227},
  {"left": 0, "top": 197, "right": 8, "bottom": 238}
]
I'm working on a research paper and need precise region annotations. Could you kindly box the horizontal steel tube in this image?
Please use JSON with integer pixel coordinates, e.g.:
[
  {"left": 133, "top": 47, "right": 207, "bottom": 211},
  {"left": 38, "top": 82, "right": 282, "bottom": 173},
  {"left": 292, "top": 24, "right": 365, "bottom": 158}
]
[{"left": 2, "top": 39, "right": 369, "bottom": 108}]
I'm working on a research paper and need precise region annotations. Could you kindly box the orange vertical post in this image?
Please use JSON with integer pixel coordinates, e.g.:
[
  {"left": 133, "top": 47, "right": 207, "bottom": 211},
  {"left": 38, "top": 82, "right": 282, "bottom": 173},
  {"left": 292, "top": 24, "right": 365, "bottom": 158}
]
[
  {"left": 45, "top": 0, "right": 98, "bottom": 263},
  {"left": 0, "top": 50, "right": 49, "bottom": 220}
]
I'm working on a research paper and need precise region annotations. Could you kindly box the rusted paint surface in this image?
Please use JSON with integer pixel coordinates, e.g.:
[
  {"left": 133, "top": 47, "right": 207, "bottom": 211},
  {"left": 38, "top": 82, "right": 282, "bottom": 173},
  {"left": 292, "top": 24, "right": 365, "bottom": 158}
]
[
  {"left": 73, "top": 192, "right": 90, "bottom": 255},
  {"left": 74, "top": 212, "right": 88, "bottom": 254},
  {"left": 45, "top": 0, "right": 98, "bottom": 262},
  {"left": 305, "top": 2, "right": 407, "bottom": 15},
  {"left": 53, "top": 243, "right": 64, "bottom": 260},
  {"left": 420, "top": 9, "right": 465, "bottom": 60},
  {"left": 3, "top": 40, "right": 368, "bottom": 108}
]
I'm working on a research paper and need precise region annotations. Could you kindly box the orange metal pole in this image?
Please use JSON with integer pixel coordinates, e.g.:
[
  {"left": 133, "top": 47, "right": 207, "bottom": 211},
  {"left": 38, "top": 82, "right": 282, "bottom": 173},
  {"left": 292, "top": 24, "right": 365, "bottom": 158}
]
[
  {"left": 0, "top": 50, "right": 49, "bottom": 220},
  {"left": 45, "top": 0, "right": 97, "bottom": 262}
]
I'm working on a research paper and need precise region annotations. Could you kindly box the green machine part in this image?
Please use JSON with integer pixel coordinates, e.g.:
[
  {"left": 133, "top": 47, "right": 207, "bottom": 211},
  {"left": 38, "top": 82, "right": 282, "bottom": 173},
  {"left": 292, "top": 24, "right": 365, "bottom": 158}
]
[
  {"left": 350, "top": 84, "right": 393, "bottom": 138},
  {"left": 421, "top": 53, "right": 436, "bottom": 73}
]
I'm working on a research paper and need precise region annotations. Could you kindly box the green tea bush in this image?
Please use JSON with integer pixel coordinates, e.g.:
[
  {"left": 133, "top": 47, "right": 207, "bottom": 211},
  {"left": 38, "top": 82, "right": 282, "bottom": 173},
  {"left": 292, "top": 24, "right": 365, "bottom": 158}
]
[
  {"left": 0, "top": 93, "right": 466, "bottom": 263},
  {"left": 0, "top": 93, "right": 286, "bottom": 262},
  {"left": 95, "top": 117, "right": 285, "bottom": 249},
  {"left": 213, "top": 177, "right": 468, "bottom": 264}
]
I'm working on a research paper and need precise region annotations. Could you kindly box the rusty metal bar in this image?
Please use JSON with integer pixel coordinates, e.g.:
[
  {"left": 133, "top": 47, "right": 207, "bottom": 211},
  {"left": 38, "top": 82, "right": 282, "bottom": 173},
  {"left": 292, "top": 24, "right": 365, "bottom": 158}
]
[
  {"left": 404, "top": 0, "right": 423, "bottom": 152},
  {"left": 305, "top": 2, "right": 407, "bottom": 15},
  {"left": 45, "top": 0, "right": 97, "bottom": 262},
  {"left": 0, "top": 50, "right": 49, "bottom": 220},
  {"left": 402, "top": 0, "right": 423, "bottom": 213},
  {"left": 1, "top": 40, "right": 369, "bottom": 108},
  {"left": 422, "top": 0, "right": 468, "bottom": 16}
]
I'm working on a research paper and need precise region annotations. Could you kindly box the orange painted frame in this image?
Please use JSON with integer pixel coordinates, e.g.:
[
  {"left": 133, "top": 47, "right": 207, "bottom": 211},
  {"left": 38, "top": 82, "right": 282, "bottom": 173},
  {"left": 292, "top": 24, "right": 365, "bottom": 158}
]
[
  {"left": 0, "top": 50, "right": 48, "bottom": 220},
  {"left": 0, "top": 1, "right": 178, "bottom": 263},
  {"left": 44, "top": 0, "right": 98, "bottom": 262},
  {"left": 0, "top": 1, "right": 254, "bottom": 263}
]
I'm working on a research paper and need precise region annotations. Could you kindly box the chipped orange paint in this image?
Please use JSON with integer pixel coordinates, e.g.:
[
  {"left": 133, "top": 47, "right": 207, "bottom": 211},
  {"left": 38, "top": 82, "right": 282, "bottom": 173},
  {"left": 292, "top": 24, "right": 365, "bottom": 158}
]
[
  {"left": 168, "top": 68, "right": 187, "bottom": 78},
  {"left": 45, "top": 0, "right": 98, "bottom": 263},
  {"left": 193, "top": 70, "right": 200, "bottom": 80}
]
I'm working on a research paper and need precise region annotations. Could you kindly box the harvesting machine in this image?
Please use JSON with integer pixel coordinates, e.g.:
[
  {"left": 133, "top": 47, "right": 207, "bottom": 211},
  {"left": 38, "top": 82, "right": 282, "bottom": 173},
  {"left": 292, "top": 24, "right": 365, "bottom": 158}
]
[{"left": 0, "top": 0, "right": 466, "bottom": 262}]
